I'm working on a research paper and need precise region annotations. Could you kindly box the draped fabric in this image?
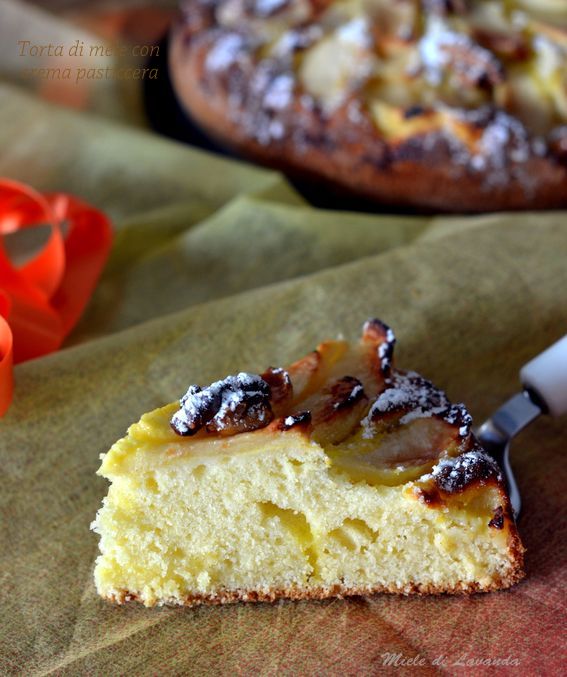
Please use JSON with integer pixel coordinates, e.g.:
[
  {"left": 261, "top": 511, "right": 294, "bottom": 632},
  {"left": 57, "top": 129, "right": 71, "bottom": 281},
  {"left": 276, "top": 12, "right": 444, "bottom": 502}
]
[{"left": 0, "top": 2, "right": 565, "bottom": 674}]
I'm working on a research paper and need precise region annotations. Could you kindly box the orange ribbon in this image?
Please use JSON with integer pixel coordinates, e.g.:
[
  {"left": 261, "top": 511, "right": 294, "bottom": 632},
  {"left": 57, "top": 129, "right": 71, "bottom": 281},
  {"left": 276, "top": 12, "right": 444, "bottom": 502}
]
[{"left": 0, "top": 179, "right": 112, "bottom": 416}]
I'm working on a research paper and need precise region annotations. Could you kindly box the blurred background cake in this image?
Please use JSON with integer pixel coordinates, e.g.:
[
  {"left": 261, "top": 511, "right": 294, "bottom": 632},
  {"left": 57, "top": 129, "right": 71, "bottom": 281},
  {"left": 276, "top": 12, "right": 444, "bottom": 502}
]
[
  {"left": 5, "top": 1, "right": 566, "bottom": 211},
  {"left": 166, "top": 0, "right": 567, "bottom": 211}
]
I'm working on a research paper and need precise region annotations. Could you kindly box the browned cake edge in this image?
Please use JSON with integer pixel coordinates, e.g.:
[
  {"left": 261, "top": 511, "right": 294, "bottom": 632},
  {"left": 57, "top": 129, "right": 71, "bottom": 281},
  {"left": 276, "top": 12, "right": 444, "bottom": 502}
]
[{"left": 105, "top": 562, "right": 525, "bottom": 608}]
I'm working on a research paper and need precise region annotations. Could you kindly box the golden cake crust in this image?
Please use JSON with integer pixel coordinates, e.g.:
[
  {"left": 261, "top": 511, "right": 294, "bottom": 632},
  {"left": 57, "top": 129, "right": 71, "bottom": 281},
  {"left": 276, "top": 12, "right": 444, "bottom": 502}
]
[
  {"left": 168, "top": 0, "right": 567, "bottom": 212},
  {"left": 105, "top": 549, "right": 525, "bottom": 608}
]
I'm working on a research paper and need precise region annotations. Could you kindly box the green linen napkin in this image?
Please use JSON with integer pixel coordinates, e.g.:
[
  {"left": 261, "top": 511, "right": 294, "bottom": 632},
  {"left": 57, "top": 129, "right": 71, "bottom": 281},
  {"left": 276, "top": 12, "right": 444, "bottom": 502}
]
[{"left": 1, "top": 207, "right": 566, "bottom": 674}]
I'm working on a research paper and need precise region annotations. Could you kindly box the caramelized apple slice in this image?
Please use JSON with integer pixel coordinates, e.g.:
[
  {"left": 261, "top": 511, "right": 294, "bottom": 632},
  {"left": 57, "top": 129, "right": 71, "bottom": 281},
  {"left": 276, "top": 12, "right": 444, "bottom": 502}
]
[
  {"left": 362, "top": 371, "right": 472, "bottom": 439},
  {"left": 288, "top": 339, "right": 348, "bottom": 404},
  {"left": 309, "top": 376, "right": 369, "bottom": 446},
  {"left": 473, "top": 28, "right": 531, "bottom": 61},
  {"left": 361, "top": 317, "right": 396, "bottom": 377},
  {"left": 261, "top": 367, "right": 293, "bottom": 416},
  {"left": 287, "top": 350, "right": 320, "bottom": 402},
  {"left": 328, "top": 454, "right": 433, "bottom": 487},
  {"left": 328, "top": 418, "right": 464, "bottom": 487},
  {"left": 278, "top": 410, "right": 312, "bottom": 431},
  {"left": 327, "top": 371, "right": 473, "bottom": 487},
  {"left": 283, "top": 321, "right": 399, "bottom": 442},
  {"left": 288, "top": 320, "right": 396, "bottom": 408}
]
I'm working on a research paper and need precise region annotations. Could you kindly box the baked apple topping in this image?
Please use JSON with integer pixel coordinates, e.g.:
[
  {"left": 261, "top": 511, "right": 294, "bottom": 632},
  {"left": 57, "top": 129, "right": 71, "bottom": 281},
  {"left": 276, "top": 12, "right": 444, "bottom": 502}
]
[
  {"left": 362, "top": 370, "right": 472, "bottom": 439},
  {"left": 419, "top": 21, "right": 504, "bottom": 90},
  {"left": 260, "top": 366, "right": 293, "bottom": 413},
  {"left": 418, "top": 447, "right": 503, "bottom": 495},
  {"left": 310, "top": 376, "right": 369, "bottom": 445},
  {"left": 362, "top": 317, "right": 396, "bottom": 376},
  {"left": 421, "top": 0, "right": 467, "bottom": 15},
  {"left": 279, "top": 410, "right": 312, "bottom": 430},
  {"left": 170, "top": 320, "right": 476, "bottom": 488}
]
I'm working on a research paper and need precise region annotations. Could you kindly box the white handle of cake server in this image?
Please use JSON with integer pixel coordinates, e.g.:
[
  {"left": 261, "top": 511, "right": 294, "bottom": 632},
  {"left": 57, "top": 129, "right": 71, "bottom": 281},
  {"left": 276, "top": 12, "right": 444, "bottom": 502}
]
[{"left": 520, "top": 335, "right": 567, "bottom": 417}]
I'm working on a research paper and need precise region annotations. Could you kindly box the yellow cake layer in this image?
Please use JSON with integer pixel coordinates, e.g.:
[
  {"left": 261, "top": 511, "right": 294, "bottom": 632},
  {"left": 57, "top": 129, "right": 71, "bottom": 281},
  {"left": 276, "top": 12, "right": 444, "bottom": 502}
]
[{"left": 93, "top": 405, "right": 513, "bottom": 606}]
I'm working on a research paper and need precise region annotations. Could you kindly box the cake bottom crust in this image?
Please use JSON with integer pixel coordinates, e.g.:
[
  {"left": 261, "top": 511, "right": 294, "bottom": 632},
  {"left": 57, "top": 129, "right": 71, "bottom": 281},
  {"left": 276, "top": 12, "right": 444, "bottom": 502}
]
[{"left": 104, "top": 563, "right": 525, "bottom": 607}]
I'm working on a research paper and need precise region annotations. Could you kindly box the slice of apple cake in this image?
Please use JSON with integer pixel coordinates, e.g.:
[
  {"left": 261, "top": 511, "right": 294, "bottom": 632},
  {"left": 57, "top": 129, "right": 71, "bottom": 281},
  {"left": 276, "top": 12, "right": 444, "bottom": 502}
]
[{"left": 92, "top": 319, "right": 524, "bottom": 606}]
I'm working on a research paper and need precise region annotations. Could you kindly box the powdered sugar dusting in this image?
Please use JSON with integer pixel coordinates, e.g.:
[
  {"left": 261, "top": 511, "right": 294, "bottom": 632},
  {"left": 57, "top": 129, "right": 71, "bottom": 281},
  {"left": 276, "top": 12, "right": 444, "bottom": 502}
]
[
  {"left": 377, "top": 326, "right": 396, "bottom": 374},
  {"left": 419, "top": 16, "right": 502, "bottom": 88},
  {"left": 429, "top": 449, "right": 502, "bottom": 493},
  {"left": 336, "top": 17, "right": 371, "bottom": 48},
  {"left": 263, "top": 73, "right": 294, "bottom": 110},
  {"left": 205, "top": 33, "right": 247, "bottom": 72},
  {"left": 280, "top": 410, "right": 312, "bottom": 430},
  {"left": 171, "top": 372, "right": 273, "bottom": 436},
  {"left": 361, "top": 371, "right": 472, "bottom": 439},
  {"left": 255, "top": 0, "right": 288, "bottom": 18},
  {"left": 350, "top": 383, "right": 364, "bottom": 399},
  {"left": 419, "top": 17, "right": 454, "bottom": 85}
]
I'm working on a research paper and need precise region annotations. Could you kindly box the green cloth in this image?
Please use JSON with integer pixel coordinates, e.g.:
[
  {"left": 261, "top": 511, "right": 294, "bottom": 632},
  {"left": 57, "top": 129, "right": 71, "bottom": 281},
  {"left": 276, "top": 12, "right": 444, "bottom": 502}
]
[{"left": 0, "top": 43, "right": 566, "bottom": 677}]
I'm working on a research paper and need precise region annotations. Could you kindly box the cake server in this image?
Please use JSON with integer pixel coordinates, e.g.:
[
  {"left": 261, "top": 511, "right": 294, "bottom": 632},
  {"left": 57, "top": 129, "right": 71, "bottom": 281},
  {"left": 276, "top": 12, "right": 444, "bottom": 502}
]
[{"left": 476, "top": 335, "right": 567, "bottom": 520}]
